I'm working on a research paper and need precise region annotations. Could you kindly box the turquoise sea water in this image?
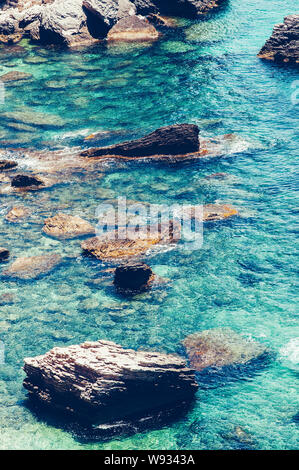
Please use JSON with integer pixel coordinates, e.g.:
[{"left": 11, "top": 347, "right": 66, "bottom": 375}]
[{"left": 0, "top": 0, "right": 298, "bottom": 450}]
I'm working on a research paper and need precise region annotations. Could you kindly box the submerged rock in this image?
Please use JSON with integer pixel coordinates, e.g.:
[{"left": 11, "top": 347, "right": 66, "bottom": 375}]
[
  {"left": 2, "top": 108, "right": 65, "bottom": 128},
  {"left": 81, "top": 124, "right": 200, "bottom": 158},
  {"left": 2, "top": 253, "right": 62, "bottom": 280},
  {"left": 258, "top": 15, "right": 299, "bottom": 65},
  {"left": 107, "top": 15, "right": 159, "bottom": 42},
  {"left": 203, "top": 204, "right": 238, "bottom": 221},
  {"left": 11, "top": 174, "right": 44, "bottom": 188},
  {"left": 5, "top": 206, "right": 30, "bottom": 223},
  {"left": 0, "top": 247, "right": 10, "bottom": 262},
  {"left": 0, "top": 71, "right": 32, "bottom": 83},
  {"left": 183, "top": 328, "right": 269, "bottom": 372},
  {"left": 114, "top": 262, "right": 153, "bottom": 293},
  {"left": 23, "top": 340, "right": 198, "bottom": 437},
  {"left": 0, "top": 160, "right": 18, "bottom": 171},
  {"left": 43, "top": 213, "right": 95, "bottom": 239}
]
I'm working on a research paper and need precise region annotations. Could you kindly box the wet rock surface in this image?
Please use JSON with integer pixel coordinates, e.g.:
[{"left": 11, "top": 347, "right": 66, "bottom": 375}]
[
  {"left": 183, "top": 328, "right": 269, "bottom": 372},
  {"left": 0, "top": 71, "right": 32, "bottom": 82},
  {"left": 2, "top": 253, "right": 62, "bottom": 279},
  {"left": 81, "top": 124, "right": 200, "bottom": 158},
  {"left": 43, "top": 213, "right": 95, "bottom": 239},
  {"left": 259, "top": 15, "right": 299, "bottom": 65},
  {"left": 23, "top": 339, "right": 198, "bottom": 437}
]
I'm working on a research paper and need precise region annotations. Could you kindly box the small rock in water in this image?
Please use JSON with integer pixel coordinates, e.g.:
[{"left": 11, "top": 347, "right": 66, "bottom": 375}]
[
  {"left": 11, "top": 174, "right": 44, "bottom": 189},
  {"left": 0, "top": 160, "right": 18, "bottom": 171},
  {"left": 5, "top": 206, "right": 30, "bottom": 223},
  {"left": 114, "top": 262, "right": 153, "bottom": 294},
  {"left": 2, "top": 253, "right": 62, "bottom": 280},
  {"left": 183, "top": 328, "right": 269, "bottom": 371},
  {"left": 43, "top": 213, "right": 95, "bottom": 240},
  {"left": 0, "top": 292, "right": 16, "bottom": 305},
  {"left": 0, "top": 248, "right": 10, "bottom": 262}
]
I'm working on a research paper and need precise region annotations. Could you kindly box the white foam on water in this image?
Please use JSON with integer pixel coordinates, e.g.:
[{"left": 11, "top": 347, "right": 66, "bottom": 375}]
[{"left": 279, "top": 338, "right": 299, "bottom": 370}]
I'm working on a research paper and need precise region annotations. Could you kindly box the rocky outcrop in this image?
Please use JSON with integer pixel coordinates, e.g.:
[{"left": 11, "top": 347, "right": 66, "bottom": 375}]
[
  {"left": 114, "top": 262, "right": 153, "bottom": 293},
  {"left": 23, "top": 340, "right": 198, "bottom": 437},
  {"left": 82, "top": 221, "right": 180, "bottom": 261},
  {"left": 258, "top": 15, "right": 299, "bottom": 65},
  {"left": 2, "top": 253, "right": 62, "bottom": 279},
  {"left": 0, "top": 247, "right": 10, "bottom": 262},
  {"left": 43, "top": 213, "right": 95, "bottom": 239},
  {"left": 183, "top": 328, "right": 269, "bottom": 372},
  {"left": 81, "top": 124, "right": 200, "bottom": 158},
  {"left": 107, "top": 14, "right": 158, "bottom": 41}
]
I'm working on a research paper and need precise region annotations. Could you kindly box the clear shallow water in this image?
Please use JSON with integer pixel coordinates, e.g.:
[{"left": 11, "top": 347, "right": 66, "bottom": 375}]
[{"left": 0, "top": 0, "right": 298, "bottom": 450}]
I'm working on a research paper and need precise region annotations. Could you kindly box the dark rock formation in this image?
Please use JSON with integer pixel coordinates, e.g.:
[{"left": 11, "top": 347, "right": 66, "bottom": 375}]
[
  {"left": 81, "top": 124, "right": 200, "bottom": 158},
  {"left": 2, "top": 253, "right": 62, "bottom": 279},
  {"left": 259, "top": 15, "right": 299, "bottom": 65},
  {"left": 43, "top": 213, "right": 95, "bottom": 239},
  {"left": 0, "top": 160, "right": 18, "bottom": 170},
  {"left": 183, "top": 328, "right": 269, "bottom": 372},
  {"left": 11, "top": 174, "right": 44, "bottom": 188},
  {"left": 114, "top": 262, "right": 153, "bottom": 293},
  {"left": 0, "top": 247, "right": 10, "bottom": 262},
  {"left": 107, "top": 14, "right": 159, "bottom": 41},
  {"left": 23, "top": 340, "right": 198, "bottom": 438}
]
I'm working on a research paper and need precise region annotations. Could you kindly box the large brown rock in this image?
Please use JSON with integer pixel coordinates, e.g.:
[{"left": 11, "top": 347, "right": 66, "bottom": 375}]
[
  {"left": 23, "top": 340, "right": 198, "bottom": 437},
  {"left": 81, "top": 124, "right": 200, "bottom": 158},
  {"left": 258, "top": 15, "right": 299, "bottom": 65},
  {"left": 43, "top": 213, "right": 95, "bottom": 239},
  {"left": 2, "top": 253, "right": 62, "bottom": 280},
  {"left": 183, "top": 328, "right": 269, "bottom": 372},
  {"left": 107, "top": 15, "right": 159, "bottom": 42}
]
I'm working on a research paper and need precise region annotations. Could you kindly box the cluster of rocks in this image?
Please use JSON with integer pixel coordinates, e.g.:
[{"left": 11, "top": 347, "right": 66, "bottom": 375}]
[
  {"left": 23, "top": 329, "right": 268, "bottom": 439},
  {"left": 0, "top": 0, "right": 226, "bottom": 46},
  {"left": 258, "top": 15, "right": 299, "bottom": 65}
]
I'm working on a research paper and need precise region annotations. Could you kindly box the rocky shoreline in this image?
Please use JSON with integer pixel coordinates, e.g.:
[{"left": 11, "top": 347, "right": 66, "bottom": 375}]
[
  {"left": 258, "top": 14, "right": 299, "bottom": 65},
  {"left": 0, "top": 0, "right": 227, "bottom": 47}
]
